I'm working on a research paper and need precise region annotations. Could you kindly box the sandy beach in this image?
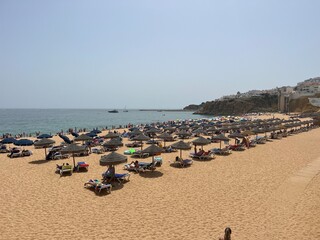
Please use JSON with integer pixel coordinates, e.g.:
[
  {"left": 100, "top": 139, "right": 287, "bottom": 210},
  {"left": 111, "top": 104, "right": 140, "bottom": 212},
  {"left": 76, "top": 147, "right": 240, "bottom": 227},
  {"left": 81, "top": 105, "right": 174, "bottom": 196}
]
[{"left": 1, "top": 114, "right": 320, "bottom": 240}]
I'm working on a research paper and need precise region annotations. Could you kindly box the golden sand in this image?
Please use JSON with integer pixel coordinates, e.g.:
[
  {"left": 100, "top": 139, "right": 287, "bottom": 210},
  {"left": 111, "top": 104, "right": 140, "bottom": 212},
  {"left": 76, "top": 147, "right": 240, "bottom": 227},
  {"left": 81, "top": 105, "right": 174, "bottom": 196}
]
[{"left": 1, "top": 114, "right": 320, "bottom": 240}]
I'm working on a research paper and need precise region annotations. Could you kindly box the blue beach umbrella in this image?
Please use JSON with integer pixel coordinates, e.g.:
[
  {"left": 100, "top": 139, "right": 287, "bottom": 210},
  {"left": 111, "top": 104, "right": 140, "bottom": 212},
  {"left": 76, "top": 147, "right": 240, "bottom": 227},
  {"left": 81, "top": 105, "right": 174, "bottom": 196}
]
[
  {"left": 37, "top": 134, "right": 53, "bottom": 139},
  {"left": 14, "top": 139, "right": 34, "bottom": 146},
  {"left": 58, "top": 134, "right": 72, "bottom": 144},
  {"left": 86, "top": 132, "right": 97, "bottom": 138},
  {"left": 71, "top": 132, "right": 79, "bottom": 137},
  {"left": 91, "top": 129, "right": 101, "bottom": 134},
  {"left": 1, "top": 137, "right": 17, "bottom": 144}
]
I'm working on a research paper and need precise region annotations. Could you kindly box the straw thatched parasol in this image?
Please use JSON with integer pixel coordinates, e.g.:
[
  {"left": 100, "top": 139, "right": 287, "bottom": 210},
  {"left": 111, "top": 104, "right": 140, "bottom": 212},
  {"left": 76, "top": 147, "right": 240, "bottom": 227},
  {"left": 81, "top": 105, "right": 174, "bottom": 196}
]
[
  {"left": 170, "top": 140, "right": 191, "bottom": 159},
  {"left": 74, "top": 134, "right": 92, "bottom": 142},
  {"left": 133, "top": 134, "right": 150, "bottom": 150},
  {"left": 34, "top": 138, "right": 55, "bottom": 159},
  {"left": 100, "top": 152, "right": 127, "bottom": 166},
  {"left": 157, "top": 132, "right": 173, "bottom": 147},
  {"left": 103, "top": 138, "right": 123, "bottom": 150},
  {"left": 104, "top": 132, "right": 120, "bottom": 139},
  {"left": 141, "top": 144, "right": 164, "bottom": 163},
  {"left": 60, "top": 144, "right": 88, "bottom": 168},
  {"left": 212, "top": 134, "right": 230, "bottom": 149},
  {"left": 192, "top": 136, "right": 211, "bottom": 152}
]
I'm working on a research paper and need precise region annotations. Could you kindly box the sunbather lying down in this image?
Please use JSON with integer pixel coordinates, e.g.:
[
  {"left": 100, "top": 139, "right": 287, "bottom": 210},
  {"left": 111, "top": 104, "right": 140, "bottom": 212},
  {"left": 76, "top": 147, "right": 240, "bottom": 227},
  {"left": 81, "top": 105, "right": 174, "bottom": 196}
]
[
  {"left": 174, "top": 156, "right": 193, "bottom": 167},
  {"left": 84, "top": 179, "right": 112, "bottom": 194}
]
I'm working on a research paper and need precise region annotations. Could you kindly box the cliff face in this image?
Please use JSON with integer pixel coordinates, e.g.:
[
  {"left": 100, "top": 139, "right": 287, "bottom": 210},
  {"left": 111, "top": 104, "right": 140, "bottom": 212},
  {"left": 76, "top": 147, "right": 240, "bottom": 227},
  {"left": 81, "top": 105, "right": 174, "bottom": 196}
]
[
  {"left": 289, "top": 93, "right": 320, "bottom": 113},
  {"left": 187, "top": 93, "right": 278, "bottom": 115}
]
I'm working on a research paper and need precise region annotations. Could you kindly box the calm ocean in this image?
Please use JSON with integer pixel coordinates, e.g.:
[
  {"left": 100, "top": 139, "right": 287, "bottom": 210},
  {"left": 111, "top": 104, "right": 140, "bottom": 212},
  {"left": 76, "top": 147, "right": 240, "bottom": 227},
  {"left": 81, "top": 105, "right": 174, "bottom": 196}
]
[{"left": 0, "top": 109, "right": 208, "bottom": 136}]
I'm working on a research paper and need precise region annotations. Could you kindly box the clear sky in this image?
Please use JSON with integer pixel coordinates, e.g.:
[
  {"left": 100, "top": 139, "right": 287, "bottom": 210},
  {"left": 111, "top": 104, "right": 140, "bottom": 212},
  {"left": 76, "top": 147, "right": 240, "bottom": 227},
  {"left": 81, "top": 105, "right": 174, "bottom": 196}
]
[{"left": 0, "top": 0, "right": 319, "bottom": 109}]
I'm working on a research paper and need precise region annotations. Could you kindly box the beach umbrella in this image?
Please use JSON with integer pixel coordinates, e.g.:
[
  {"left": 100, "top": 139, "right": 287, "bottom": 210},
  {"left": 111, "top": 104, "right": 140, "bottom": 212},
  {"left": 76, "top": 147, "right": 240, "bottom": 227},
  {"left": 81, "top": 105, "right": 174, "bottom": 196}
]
[
  {"left": 192, "top": 128, "right": 206, "bottom": 135},
  {"left": 146, "top": 127, "right": 161, "bottom": 134},
  {"left": 74, "top": 134, "right": 92, "bottom": 142},
  {"left": 141, "top": 144, "right": 164, "bottom": 163},
  {"left": 228, "top": 132, "right": 245, "bottom": 139},
  {"left": 192, "top": 136, "right": 211, "bottom": 145},
  {"left": 14, "top": 139, "right": 34, "bottom": 146},
  {"left": 103, "top": 138, "right": 123, "bottom": 151},
  {"left": 164, "top": 126, "right": 176, "bottom": 133},
  {"left": 37, "top": 134, "right": 53, "bottom": 139},
  {"left": 131, "top": 129, "right": 143, "bottom": 135},
  {"left": 60, "top": 143, "right": 88, "bottom": 168},
  {"left": 228, "top": 132, "right": 245, "bottom": 144},
  {"left": 145, "top": 127, "right": 160, "bottom": 140},
  {"left": 100, "top": 152, "right": 127, "bottom": 166},
  {"left": 170, "top": 140, "right": 191, "bottom": 159},
  {"left": 192, "top": 136, "right": 211, "bottom": 152},
  {"left": 157, "top": 132, "right": 173, "bottom": 147},
  {"left": 59, "top": 134, "right": 72, "bottom": 144},
  {"left": 252, "top": 128, "right": 266, "bottom": 135},
  {"left": 178, "top": 125, "right": 189, "bottom": 130},
  {"left": 86, "top": 132, "right": 97, "bottom": 138},
  {"left": 212, "top": 134, "right": 230, "bottom": 149},
  {"left": 91, "top": 129, "right": 102, "bottom": 134},
  {"left": 177, "top": 130, "right": 191, "bottom": 139},
  {"left": 133, "top": 134, "right": 150, "bottom": 150},
  {"left": 104, "top": 132, "right": 120, "bottom": 139},
  {"left": 34, "top": 138, "right": 55, "bottom": 159},
  {"left": 71, "top": 132, "right": 79, "bottom": 137},
  {"left": 1, "top": 137, "right": 17, "bottom": 144}
]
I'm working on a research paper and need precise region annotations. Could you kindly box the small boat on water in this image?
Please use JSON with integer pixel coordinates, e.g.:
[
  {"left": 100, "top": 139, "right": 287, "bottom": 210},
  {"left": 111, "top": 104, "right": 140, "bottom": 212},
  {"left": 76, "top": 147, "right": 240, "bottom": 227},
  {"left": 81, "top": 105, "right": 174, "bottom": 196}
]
[
  {"left": 108, "top": 110, "right": 119, "bottom": 113},
  {"left": 123, "top": 106, "right": 128, "bottom": 112}
]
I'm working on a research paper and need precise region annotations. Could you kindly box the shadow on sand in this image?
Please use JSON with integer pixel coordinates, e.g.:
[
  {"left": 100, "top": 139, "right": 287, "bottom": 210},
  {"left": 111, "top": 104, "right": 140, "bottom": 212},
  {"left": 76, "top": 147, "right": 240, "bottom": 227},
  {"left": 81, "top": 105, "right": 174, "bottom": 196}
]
[
  {"left": 29, "top": 159, "right": 50, "bottom": 165},
  {"left": 139, "top": 170, "right": 163, "bottom": 178}
]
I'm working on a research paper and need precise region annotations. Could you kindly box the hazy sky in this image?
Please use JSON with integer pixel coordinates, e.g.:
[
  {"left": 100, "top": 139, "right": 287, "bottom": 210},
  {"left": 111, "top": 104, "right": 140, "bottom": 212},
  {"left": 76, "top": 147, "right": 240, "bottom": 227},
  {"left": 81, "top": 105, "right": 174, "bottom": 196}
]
[{"left": 1, "top": 0, "right": 319, "bottom": 109}]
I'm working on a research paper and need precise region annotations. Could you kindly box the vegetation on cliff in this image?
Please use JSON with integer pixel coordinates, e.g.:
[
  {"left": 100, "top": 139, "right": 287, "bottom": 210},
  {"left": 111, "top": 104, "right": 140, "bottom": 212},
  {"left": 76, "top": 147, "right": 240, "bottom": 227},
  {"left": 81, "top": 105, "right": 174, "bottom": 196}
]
[{"left": 184, "top": 93, "right": 278, "bottom": 115}]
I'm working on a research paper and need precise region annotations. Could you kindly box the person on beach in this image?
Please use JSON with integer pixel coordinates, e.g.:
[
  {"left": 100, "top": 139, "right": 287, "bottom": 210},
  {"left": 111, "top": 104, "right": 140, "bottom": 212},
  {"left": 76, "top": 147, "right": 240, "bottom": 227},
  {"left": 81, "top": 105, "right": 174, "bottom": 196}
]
[
  {"left": 129, "top": 161, "right": 135, "bottom": 168},
  {"left": 197, "top": 148, "right": 204, "bottom": 156},
  {"left": 134, "top": 160, "right": 139, "bottom": 169},
  {"left": 104, "top": 165, "right": 115, "bottom": 183}
]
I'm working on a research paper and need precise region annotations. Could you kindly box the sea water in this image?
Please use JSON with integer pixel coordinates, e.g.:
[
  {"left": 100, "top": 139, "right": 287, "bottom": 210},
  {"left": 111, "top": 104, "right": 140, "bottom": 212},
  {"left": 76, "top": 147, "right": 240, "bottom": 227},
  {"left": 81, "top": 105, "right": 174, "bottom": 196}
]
[{"left": 0, "top": 109, "right": 208, "bottom": 136}]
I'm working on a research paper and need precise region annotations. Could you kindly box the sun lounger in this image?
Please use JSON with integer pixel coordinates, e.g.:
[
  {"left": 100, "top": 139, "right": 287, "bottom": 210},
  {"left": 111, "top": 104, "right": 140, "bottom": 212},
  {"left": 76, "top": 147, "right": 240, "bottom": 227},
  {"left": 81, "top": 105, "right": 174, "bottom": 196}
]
[
  {"left": 56, "top": 164, "right": 73, "bottom": 176},
  {"left": 84, "top": 179, "right": 112, "bottom": 194},
  {"left": 139, "top": 161, "right": 158, "bottom": 172},
  {"left": 256, "top": 136, "right": 266, "bottom": 144},
  {"left": 114, "top": 173, "right": 130, "bottom": 183},
  {"left": 123, "top": 163, "right": 141, "bottom": 172},
  {"left": 154, "top": 156, "right": 163, "bottom": 166},
  {"left": 7, "top": 151, "right": 22, "bottom": 158},
  {"left": 91, "top": 147, "right": 104, "bottom": 154},
  {"left": 212, "top": 147, "right": 232, "bottom": 155},
  {"left": 173, "top": 157, "right": 193, "bottom": 168},
  {"left": 95, "top": 183, "right": 112, "bottom": 194},
  {"left": 75, "top": 161, "right": 89, "bottom": 171},
  {"left": 124, "top": 161, "right": 157, "bottom": 172},
  {"left": 249, "top": 140, "right": 256, "bottom": 147},
  {"left": 131, "top": 152, "right": 149, "bottom": 158},
  {"left": 229, "top": 144, "right": 246, "bottom": 151},
  {"left": 52, "top": 152, "right": 70, "bottom": 160},
  {"left": 0, "top": 145, "right": 9, "bottom": 153},
  {"left": 84, "top": 179, "right": 101, "bottom": 189},
  {"left": 189, "top": 150, "right": 215, "bottom": 160}
]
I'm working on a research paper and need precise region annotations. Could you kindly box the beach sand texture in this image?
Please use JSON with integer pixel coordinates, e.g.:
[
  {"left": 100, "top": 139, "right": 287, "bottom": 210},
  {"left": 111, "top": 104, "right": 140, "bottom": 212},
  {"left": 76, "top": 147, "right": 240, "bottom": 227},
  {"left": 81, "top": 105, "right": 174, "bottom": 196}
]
[{"left": 1, "top": 117, "right": 320, "bottom": 239}]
